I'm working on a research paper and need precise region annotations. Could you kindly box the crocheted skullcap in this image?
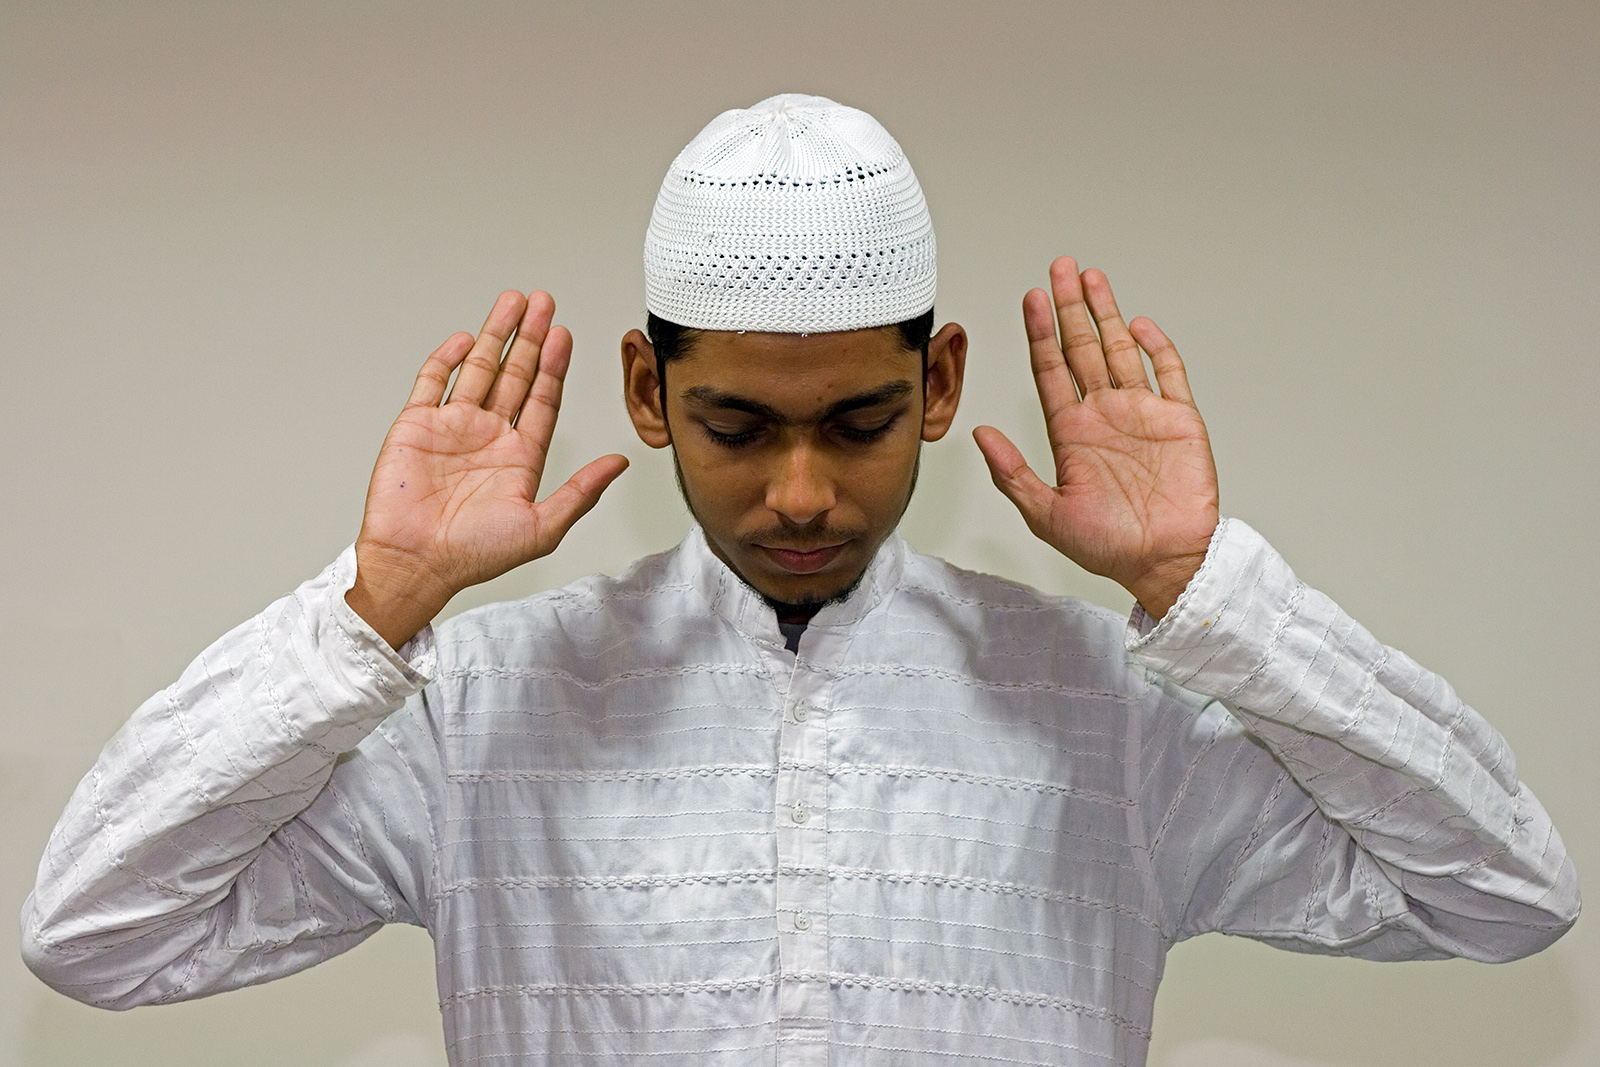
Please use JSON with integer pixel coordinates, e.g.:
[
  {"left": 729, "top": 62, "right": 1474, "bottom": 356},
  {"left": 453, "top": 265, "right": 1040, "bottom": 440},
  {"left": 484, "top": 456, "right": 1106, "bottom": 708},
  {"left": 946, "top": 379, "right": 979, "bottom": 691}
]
[{"left": 644, "top": 94, "right": 936, "bottom": 333}]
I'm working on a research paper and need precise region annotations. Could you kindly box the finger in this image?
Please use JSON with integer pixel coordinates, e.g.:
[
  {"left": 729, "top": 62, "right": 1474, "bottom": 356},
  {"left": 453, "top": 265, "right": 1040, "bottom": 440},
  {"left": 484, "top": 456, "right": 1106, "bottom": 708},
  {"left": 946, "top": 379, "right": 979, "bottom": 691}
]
[
  {"left": 972, "top": 425, "right": 1058, "bottom": 534},
  {"left": 1024, "top": 287, "right": 1083, "bottom": 428},
  {"left": 485, "top": 291, "right": 556, "bottom": 420},
  {"left": 1081, "top": 269, "right": 1151, "bottom": 391},
  {"left": 514, "top": 324, "right": 574, "bottom": 457},
  {"left": 1050, "top": 256, "right": 1113, "bottom": 394},
  {"left": 404, "top": 332, "right": 475, "bottom": 409},
  {"left": 448, "top": 290, "right": 527, "bottom": 408},
  {"left": 527, "top": 453, "right": 630, "bottom": 555},
  {"left": 1130, "top": 317, "right": 1195, "bottom": 406}
]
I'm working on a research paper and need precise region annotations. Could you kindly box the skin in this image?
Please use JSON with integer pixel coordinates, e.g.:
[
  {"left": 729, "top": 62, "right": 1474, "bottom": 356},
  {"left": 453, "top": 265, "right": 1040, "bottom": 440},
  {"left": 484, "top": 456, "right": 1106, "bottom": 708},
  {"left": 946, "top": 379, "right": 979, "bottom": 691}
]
[
  {"left": 976, "top": 257, "right": 1219, "bottom": 619},
  {"left": 346, "top": 257, "right": 1219, "bottom": 649},
  {"left": 344, "top": 290, "right": 629, "bottom": 649},
  {"left": 618, "top": 322, "right": 966, "bottom": 617}
]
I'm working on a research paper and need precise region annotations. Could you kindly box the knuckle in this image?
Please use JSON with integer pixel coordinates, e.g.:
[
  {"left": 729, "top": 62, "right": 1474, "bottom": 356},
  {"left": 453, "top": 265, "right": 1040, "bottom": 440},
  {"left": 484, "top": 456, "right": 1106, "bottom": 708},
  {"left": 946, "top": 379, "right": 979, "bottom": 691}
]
[
  {"left": 1092, "top": 300, "right": 1125, "bottom": 323},
  {"left": 1062, "top": 326, "right": 1100, "bottom": 350}
]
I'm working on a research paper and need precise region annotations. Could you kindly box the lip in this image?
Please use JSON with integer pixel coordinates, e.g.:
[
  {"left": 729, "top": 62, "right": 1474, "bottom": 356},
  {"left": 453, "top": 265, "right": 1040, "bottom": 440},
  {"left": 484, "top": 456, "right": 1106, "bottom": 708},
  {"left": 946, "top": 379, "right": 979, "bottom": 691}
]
[{"left": 757, "top": 542, "right": 848, "bottom": 575}]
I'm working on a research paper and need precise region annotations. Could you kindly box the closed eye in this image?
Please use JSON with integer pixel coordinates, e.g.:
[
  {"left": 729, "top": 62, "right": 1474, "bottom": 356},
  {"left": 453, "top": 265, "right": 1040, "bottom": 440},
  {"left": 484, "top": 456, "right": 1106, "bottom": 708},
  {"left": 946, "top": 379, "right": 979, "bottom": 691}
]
[
  {"left": 831, "top": 412, "right": 901, "bottom": 444},
  {"left": 702, "top": 424, "right": 765, "bottom": 448}
]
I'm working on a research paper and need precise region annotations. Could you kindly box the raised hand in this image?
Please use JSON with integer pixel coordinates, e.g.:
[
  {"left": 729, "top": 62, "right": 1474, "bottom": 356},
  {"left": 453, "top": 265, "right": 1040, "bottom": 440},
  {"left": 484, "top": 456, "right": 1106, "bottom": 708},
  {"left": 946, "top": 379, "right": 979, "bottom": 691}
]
[
  {"left": 974, "top": 258, "right": 1219, "bottom": 619},
  {"left": 346, "top": 291, "right": 629, "bottom": 648}
]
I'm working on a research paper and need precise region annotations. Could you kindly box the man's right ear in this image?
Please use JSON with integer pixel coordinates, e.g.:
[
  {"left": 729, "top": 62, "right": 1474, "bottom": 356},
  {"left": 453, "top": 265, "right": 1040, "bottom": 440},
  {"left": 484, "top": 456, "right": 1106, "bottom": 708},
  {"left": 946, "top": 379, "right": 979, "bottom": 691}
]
[{"left": 620, "top": 329, "right": 672, "bottom": 449}]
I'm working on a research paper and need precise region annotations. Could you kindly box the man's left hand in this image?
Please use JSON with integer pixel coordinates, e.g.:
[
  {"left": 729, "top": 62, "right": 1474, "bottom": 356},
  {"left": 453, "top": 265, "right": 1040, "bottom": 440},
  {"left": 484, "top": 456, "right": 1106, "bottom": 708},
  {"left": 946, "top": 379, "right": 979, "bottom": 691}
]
[{"left": 974, "top": 257, "right": 1219, "bottom": 620}]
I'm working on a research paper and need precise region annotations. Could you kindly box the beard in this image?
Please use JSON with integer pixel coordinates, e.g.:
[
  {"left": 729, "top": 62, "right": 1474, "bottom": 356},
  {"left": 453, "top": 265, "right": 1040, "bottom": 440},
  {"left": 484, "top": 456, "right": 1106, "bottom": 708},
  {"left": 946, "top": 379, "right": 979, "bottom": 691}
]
[{"left": 758, "top": 568, "right": 868, "bottom": 620}]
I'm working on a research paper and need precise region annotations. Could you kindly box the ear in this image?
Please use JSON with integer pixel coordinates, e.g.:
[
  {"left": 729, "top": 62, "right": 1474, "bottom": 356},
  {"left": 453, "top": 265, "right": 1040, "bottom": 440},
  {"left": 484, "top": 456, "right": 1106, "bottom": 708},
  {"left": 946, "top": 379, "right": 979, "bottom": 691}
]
[
  {"left": 621, "top": 329, "right": 671, "bottom": 448},
  {"left": 920, "top": 322, "right": 967, "bottom": 442}
]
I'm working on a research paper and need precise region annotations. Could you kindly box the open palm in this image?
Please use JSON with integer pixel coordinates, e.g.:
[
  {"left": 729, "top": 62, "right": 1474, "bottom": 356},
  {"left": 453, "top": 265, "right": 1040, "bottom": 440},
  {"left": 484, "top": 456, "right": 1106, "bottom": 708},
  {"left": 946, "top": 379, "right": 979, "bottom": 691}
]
[
  {"left": 975, "top": 258, "right": 1219, "bottom": 618},
  {"left": 349, "top": 291, "right": 628, "bottom": 647}
]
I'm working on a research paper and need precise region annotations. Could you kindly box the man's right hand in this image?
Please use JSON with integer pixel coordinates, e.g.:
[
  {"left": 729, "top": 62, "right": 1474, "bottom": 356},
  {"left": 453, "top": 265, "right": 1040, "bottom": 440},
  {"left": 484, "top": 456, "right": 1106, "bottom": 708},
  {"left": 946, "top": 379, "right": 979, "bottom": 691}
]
[{"left": 345, "top": 290, "right": 629, "bottom": 650}]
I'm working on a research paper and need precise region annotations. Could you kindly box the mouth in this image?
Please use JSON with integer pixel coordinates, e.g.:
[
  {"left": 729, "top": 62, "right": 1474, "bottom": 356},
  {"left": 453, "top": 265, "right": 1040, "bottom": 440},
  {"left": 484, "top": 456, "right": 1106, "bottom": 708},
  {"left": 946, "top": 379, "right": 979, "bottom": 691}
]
[{"left": 756, "top": 542, "right": 849, "bottom": 575}]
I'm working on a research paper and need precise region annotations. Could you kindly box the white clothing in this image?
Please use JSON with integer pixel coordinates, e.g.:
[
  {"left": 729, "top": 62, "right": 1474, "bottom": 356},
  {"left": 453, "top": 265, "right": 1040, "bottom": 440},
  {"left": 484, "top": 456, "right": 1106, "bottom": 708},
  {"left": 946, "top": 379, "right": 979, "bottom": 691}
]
[{"left": 22, "top": 519, "right": 1578, "bottom": 1066}]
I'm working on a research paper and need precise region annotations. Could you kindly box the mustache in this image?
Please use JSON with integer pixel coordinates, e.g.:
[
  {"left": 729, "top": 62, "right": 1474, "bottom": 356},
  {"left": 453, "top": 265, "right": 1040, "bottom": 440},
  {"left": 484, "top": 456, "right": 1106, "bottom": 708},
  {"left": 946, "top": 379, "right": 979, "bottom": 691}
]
[{"left": 743, "top": 524, "right": 864, "bottom": 550}]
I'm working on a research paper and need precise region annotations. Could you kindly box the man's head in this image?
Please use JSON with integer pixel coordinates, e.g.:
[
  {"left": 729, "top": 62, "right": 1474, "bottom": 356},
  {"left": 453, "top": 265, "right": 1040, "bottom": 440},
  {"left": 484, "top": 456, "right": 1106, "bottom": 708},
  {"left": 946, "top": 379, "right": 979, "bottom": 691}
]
[{"left": 621, "top": 95, "right": 966, "bottom": 616}]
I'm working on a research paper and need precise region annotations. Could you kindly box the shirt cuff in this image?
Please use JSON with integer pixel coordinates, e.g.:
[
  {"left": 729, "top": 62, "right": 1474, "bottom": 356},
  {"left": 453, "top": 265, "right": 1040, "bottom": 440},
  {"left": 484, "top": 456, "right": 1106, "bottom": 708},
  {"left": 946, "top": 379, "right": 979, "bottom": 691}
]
[
  {"left": 326, "top": 544, "right": 438, "bottom": 689},
  {"left": 1124, "top": 517, "right": 1299, "bottom": 697}
]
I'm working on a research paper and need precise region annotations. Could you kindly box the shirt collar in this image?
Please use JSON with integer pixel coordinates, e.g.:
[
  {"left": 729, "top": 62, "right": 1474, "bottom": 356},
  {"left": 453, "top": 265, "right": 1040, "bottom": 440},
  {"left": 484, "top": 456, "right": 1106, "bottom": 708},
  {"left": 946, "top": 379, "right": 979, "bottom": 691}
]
[{"left": 676, "top": 524, "right": 906, "bottom": 650}]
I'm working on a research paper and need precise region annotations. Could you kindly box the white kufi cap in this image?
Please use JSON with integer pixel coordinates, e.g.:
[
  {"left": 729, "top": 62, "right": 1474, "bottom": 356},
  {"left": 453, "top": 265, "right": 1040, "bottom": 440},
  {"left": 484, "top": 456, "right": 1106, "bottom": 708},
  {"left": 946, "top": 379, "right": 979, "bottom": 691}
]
[{"left": 644, "top": 94, "right": 936, "bottom": 333}]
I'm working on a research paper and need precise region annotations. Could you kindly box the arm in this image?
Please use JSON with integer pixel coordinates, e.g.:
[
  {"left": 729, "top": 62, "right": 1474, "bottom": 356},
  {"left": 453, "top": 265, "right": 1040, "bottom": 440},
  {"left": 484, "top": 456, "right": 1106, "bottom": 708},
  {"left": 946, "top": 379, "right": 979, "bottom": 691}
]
[
  {"left": 22, "top": 291, "right": 626, "bottom": 1003},
  {"left": 1130, "top": 519, "right": 1578, "bottom": 959},
  {"left": 976, "top": 258, "right": 1577, "bottom": 958},
  {"left": 21, "top": 555, "right": 441, "bottom": 1005}
]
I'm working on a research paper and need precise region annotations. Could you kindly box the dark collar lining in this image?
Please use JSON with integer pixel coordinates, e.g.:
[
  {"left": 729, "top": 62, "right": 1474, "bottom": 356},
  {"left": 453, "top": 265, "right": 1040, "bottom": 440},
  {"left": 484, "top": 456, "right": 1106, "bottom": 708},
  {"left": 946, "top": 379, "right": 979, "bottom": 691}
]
[{"left": 777, "top": 619, "right": 808, "bottom": 654}]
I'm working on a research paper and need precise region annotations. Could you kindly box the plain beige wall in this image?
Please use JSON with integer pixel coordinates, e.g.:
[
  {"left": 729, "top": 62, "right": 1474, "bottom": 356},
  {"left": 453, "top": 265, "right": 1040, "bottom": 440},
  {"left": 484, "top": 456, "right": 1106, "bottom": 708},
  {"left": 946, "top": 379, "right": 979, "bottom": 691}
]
[{"left": 4, "top": 2, "right": 1596, "bottom": 1065}]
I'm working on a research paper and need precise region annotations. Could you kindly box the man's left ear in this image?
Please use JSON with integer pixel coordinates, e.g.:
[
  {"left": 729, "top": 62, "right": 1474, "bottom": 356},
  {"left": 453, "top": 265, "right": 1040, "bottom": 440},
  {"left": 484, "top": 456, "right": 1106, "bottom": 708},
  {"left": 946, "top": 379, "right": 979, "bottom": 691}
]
[{"left": 921, "top": 322, "right": 967, "bottom": 442}]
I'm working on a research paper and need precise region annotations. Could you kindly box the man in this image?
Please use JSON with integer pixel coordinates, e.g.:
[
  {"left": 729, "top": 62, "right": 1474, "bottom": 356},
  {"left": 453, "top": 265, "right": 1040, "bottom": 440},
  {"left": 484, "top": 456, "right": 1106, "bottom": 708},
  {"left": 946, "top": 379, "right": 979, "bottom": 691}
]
[{"left": 22, "top": 95, "right": 1578, "bottom": 1066}]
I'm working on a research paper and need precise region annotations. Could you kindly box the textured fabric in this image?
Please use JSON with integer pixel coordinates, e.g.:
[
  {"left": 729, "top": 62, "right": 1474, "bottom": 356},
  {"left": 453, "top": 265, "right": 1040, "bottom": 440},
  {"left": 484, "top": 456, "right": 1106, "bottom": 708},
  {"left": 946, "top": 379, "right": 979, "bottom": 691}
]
[
  {"left": 22, "top": 519, "right": 1578, "bottom": 1066},
  {"left": 643, "top": 94, "right": 937, "bottom": 332}
]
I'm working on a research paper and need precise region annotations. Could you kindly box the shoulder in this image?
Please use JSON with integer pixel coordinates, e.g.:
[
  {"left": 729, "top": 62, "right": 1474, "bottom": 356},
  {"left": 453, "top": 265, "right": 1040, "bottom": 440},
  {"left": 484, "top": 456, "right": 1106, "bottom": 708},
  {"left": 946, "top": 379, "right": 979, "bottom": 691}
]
[
  {"left": 429, "top": 544, "right": 701, "bottom": 674},
  {"left": 888, "top": 547, "right": 1145, "bottom": 693},
  {"left": 895, "top": 546, "right": 1128, "bottom": 641}
]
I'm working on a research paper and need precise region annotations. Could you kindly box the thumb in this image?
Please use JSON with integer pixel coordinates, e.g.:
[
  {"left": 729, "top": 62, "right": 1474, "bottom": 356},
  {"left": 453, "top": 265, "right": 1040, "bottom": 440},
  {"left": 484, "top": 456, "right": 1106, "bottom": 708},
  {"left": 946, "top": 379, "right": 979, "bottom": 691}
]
[
  {"left": 525, "top": 453, "right": 630, "bottom": 557},
  {"left": 972, "top": 426, "right": 1056, "bottom": 534}
]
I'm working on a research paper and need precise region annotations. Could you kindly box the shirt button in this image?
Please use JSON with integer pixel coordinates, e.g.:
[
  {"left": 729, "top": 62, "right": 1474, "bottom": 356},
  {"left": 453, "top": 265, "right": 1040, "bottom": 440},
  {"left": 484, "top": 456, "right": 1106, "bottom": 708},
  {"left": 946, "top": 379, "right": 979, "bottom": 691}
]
[
  {"left": 793, "top": 912, "right": 812, "bottom": 931},
  {"left": 790, "top": 802, "right": 809, "bottom": 824},
  {"left": 792, "top": 704, "right": 809, "bottom": 723}
]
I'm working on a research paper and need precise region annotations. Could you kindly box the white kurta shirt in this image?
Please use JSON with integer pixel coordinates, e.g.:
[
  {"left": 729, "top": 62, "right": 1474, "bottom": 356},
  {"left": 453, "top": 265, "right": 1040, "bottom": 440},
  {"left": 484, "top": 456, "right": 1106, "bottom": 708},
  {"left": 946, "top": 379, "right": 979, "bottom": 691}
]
[{"left": 23, "top": 519, "right": 1578, "bottom": 1066}]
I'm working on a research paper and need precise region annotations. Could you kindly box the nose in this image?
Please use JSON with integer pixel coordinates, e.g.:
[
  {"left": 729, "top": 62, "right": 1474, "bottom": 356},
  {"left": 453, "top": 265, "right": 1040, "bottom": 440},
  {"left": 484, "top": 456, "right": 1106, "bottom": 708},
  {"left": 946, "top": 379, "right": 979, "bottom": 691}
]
[{"left": 766, "top": 441, "right": 836, "bottom": 525}]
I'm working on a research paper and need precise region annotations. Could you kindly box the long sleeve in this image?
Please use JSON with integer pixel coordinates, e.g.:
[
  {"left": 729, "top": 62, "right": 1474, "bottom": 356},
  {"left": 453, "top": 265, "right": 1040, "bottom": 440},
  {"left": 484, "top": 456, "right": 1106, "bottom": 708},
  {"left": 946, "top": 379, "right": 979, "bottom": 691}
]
[
  {"left": 20, "top": 547, "right": 442, "bottom": 1007},
  {"left": 1127, "top": 518, "right": 1579, "bottom": 961}
]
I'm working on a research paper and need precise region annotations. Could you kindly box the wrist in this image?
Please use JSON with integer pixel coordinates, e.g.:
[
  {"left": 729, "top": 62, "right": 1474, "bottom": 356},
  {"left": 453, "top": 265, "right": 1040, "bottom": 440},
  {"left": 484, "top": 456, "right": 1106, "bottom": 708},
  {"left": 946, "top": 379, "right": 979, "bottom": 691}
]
[
  {"left": 346, "top": 544, "right": 455, "bottom": 650},
  {"left": 1125, "top": 551, "right": 1208, "bottom": 623}
]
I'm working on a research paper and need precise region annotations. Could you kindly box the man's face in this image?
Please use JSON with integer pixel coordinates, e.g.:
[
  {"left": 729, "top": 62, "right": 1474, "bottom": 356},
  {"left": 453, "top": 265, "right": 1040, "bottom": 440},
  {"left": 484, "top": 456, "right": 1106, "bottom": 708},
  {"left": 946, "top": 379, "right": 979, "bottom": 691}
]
[{"left": 623, "top": 325, "right": 965, "bottom": 612}]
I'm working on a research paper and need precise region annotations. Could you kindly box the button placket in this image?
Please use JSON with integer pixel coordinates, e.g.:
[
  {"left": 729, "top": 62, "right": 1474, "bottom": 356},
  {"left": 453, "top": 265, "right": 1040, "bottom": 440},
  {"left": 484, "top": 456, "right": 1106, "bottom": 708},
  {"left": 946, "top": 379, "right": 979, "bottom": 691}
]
[{"left": 775, "top": 676, "right": 829, "bottom": 1062}]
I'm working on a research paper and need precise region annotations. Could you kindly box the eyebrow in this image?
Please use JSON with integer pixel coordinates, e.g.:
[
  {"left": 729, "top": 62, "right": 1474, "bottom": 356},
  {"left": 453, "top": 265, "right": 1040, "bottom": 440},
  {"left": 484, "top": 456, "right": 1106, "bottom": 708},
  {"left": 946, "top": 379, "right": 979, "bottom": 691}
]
[{"left": 680, "top": 380, "right": 914, "bottom": 425}]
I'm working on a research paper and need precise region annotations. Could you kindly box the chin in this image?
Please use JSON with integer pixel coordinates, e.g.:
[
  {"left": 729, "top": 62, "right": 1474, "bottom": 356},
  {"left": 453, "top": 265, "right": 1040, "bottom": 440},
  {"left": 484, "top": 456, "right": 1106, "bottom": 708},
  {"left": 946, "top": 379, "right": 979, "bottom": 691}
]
[{"left": 746, "top": 560, "right": 870, "bottom": 614}]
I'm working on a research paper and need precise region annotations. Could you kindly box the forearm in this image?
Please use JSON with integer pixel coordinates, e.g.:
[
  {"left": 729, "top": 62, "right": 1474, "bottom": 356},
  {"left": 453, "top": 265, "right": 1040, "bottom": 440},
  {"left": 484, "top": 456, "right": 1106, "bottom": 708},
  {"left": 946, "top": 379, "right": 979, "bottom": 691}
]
[
  {"left": 21, "top": 546, "right": 433, "bottom": 1002},
  {"left": 1130, "top": 519, "right": 1579, "bottom": 958}
]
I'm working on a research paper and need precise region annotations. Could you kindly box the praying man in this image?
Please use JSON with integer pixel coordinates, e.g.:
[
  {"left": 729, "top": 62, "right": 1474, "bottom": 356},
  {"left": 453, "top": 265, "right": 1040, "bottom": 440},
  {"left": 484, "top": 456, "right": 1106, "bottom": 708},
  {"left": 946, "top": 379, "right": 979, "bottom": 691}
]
[{"left": 22, "top": 94, "right": 1579, "bottom": 1067}]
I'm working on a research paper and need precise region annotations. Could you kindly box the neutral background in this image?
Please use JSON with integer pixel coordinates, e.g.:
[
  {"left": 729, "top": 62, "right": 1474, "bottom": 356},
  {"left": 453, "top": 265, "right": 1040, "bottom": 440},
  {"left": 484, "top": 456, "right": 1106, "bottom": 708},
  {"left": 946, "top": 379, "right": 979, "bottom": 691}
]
[{"left": 3, "top": 2, "right": 1595, "bottom": 1065}]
